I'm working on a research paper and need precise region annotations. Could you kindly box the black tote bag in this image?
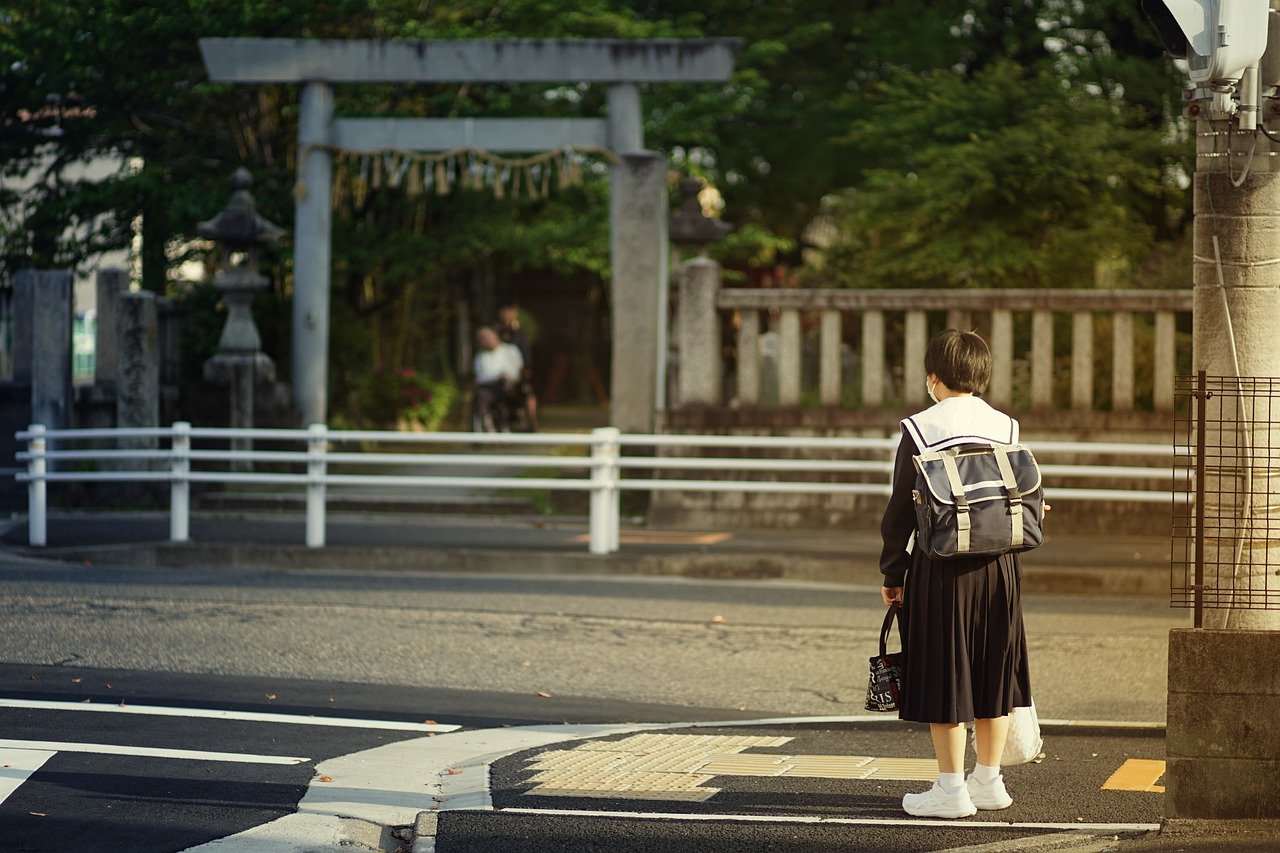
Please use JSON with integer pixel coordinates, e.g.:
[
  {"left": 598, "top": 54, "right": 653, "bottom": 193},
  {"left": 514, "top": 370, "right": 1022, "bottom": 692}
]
[{"left": 865, "top": 604, "right": 903, "bottom": 712}]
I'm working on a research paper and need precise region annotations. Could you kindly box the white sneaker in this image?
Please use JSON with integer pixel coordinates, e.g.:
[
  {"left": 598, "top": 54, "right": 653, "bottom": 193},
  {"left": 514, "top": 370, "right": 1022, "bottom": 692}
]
[
  {"left": 902, "top": 781, "right": 977, "bottom": 818},
  {"left": 966, "top": 774, "right": 1014, "bottom": 810}
]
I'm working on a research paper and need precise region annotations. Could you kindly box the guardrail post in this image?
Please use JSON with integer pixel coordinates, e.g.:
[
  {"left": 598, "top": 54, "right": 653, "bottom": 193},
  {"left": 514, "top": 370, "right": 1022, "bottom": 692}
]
[
  {"left": 306, "top": 423, "right": 328, "bottom": 548},
  {"left": 170, "top": 421, "right": 191, "bottom": 543},
  {"left": 589, "top": 427, "right": 621, "bottom": 555},
  {"left": 27, "top": 424, "right": 46, "bottom": 547}
]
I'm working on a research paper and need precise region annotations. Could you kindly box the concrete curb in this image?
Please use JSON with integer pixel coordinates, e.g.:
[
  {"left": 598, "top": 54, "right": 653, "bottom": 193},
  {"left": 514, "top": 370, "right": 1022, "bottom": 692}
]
[{"left": 3, "top": 539, "right": 1171, "bottom": 596}]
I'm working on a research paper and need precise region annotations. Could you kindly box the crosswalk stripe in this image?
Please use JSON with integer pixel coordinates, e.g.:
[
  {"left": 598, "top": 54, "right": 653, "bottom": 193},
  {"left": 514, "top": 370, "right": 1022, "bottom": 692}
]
[
  {"left": 0, "top": 748, "right": 56, "bottom": 807},
  {"left": 0, "top": 739, "right": 307, "bottom": 765},
  {"left": 0, "top": 698, "right": 459, "bottom": 732}
]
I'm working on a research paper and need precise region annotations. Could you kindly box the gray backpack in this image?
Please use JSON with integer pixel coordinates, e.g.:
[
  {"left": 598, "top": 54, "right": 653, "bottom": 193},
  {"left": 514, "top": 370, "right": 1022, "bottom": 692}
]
[{"left": 911, "top": 443, "right": 1044, "bottom": 560}]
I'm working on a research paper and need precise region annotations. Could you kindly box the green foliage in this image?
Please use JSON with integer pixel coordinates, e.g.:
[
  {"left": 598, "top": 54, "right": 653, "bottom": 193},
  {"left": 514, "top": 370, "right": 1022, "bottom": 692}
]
[
  {"left": 817, "top": 60, "right": 1184, "bottom": 289},
  {"left": 341, "top": 365, "right": 460, "bottom": 431}
]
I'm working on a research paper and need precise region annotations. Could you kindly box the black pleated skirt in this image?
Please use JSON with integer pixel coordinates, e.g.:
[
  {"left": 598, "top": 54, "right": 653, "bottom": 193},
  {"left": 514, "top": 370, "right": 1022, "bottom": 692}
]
[{"left": 897, "top": 550, "right": 1032, "bottom": 724}]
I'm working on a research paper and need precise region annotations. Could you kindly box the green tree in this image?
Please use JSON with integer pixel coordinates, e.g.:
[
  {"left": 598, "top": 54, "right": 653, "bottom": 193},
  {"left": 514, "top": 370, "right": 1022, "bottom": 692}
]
[{"left": 817, "top": 61, "right": 1178, "bottom": 289}]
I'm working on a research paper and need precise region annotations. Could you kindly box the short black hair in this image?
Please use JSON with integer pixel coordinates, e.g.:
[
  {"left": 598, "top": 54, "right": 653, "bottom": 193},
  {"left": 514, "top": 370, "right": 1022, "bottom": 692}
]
[{"left": 924, "top": 329, "right": 992, "bottom": 395}]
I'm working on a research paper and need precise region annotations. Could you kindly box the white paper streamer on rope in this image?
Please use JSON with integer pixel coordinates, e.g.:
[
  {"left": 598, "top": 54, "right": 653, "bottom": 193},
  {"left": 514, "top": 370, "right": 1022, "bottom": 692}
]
[{"left": 298, "top": 144, "right": 618, "bottom": 204}]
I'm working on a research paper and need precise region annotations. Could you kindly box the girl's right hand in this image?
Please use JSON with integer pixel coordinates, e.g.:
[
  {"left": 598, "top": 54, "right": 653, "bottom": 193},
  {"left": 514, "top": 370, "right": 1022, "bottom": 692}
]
[{"left": 882, "top": 586, "right": 903, "bottom": 606}]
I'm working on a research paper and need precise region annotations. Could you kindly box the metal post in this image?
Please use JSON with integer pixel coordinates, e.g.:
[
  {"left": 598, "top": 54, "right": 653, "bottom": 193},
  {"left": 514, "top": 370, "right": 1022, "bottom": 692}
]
[
  {"left": 27, "top": 424, "right": 46, "bottom": 547},
  {"left": 306, "top": 423, "right": 328, "bottom": 548},
  {"left": 589, "top": 427, "right": 621, "bottom": 554},
  {"left": 1194, "top": 369, "right": 1207, "bottom": 629},
  {"left": 171, "top": 421, "right": 191, "bottom": 543}
]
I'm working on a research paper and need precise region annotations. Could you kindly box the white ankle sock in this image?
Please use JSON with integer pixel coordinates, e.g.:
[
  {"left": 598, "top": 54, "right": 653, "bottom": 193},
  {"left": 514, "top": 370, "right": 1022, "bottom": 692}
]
[
  {"left": 971, "top": 763, "right": 1000, "bottom": 784},
  {"left": 938, "top": 771, "right": 964, "bottom": 793}
]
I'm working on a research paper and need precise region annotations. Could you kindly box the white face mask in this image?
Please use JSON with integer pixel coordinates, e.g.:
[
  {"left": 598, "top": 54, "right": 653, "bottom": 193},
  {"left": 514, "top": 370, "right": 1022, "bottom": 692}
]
[{"left": 926, "top": 378, "right": 939, "bottom": 404}]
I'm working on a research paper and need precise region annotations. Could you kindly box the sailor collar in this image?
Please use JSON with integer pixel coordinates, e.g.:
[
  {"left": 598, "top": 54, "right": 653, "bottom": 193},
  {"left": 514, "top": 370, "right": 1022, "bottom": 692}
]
[{"left": 901, "top": 395, "right": 1019, "bottom": 452}]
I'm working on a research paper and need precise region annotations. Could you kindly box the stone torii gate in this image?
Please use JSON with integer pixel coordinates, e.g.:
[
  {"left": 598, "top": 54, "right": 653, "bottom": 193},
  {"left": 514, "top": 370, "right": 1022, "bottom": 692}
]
[{"left": 198, "top": 38, "right": 740, "bottom": 432}]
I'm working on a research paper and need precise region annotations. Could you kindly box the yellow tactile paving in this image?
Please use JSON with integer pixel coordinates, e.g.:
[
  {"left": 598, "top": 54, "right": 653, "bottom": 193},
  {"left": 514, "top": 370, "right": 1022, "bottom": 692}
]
[
  {"left": 1102, "top": 759, "right": 1166, "bottom": 793},
  {"left": 520, "top": 734, "right": 939, "bottom": 801}
]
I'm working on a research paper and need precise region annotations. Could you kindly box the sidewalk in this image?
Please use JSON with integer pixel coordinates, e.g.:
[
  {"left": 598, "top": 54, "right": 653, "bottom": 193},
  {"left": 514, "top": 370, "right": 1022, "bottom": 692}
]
[
  {"left": 0, "top": 511, "right": 1172, "bottom": 595},
  {"left": 410, "top": 716, "right": 1172, "bottom": 852},
  {"left": 411, "top": 717, "right": 1280, "bottom": 853}
]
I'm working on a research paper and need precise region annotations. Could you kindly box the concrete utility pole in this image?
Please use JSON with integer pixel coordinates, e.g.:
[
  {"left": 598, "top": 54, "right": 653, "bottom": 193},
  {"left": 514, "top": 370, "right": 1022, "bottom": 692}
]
[{"left": 1192, "top": 12, "right": 1280, "bottom": 631}]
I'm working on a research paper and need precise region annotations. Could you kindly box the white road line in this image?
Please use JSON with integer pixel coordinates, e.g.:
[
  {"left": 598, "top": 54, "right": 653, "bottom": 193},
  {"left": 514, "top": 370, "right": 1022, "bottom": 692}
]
[
  {"left": 0, "top": 748, "right": 56, "bottom": 807},
  {"left": 0, "top": 698, "right": 460, "bottom": 732},
  {"left": 489, "top": 806, "right": 1161, "bottom": 834},
  {"left": 0, "top": 739, "right": 308, "bottom": 765}
]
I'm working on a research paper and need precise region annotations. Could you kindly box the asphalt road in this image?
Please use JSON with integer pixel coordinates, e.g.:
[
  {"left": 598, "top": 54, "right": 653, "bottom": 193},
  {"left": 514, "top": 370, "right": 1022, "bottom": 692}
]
[
  {"left": 0, "top": 555, "right": 1184, "bottom": 722},
  {"left": 0, "top": 552, "right": 1185, "bottom": 851},
  {"left": 0, "top": 663, "right": 751, "bottom": 853}
]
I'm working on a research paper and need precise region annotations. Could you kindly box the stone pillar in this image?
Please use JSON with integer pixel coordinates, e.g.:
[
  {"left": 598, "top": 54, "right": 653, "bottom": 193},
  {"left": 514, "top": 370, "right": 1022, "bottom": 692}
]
[
  {"left": 778, "top": 310, "right": 801, "bottom": 406},
  {"left": 94, "top": 268, "right": 130, "bottom": 390},
  {"left": 1154, "top": 311, "right": 1175, "bottom": 411},
  {"left": 116, "top": 291, "right": 159, "bottom": 434},
  {"left": 818, "top": 310, "right": 841, "bottom": 406},
  {"left": 989, "top": 309, "right": 1013, "bottom": 408},
  {"left": 736, "top": 311, "right": 760, "bottom": 405},
  {"left": 1111, "top": 311, "right": 1134, "bottom": 412},
  {"left": 609, "top": 152, "right": 668, "bottom": 433},
  {"left": 676, "top": 257, "right": 722, "bottom": 406},
  {"left": 1070, "top": 311, "right": 1093, "bottom": 411},
  {"left": 293, "top": 81, "right": 334, "bottom": 426},
  {"left": 904, "top": 310, "right": 927, "bottom": 407},
  {"left": 861, "top": 310, "right": 884, "bottom": 407},
  {"left": 606, "top": 84, "right": 644, "bottom": 153},
  {"left": 16, "top": 270, "right": 74, "bottom": 432},
  {"left": 1030, "top": 310, "right": 1054, "bottom": 409}
]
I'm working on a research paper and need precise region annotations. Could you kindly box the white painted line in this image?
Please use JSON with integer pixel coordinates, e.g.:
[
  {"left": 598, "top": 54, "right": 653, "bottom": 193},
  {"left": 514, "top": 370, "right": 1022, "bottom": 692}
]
[
  {"left": 0, "top": 748, "right": 56, "bottom": 807},
  {"left": 0, "top": 739, "right": 307, "bottom": 765},
  {"left": 490, "top": 806, "right": 1161, "bottom": 834},
  {"left": 0, "top": 698, "right": 460, "bottom": 733}
]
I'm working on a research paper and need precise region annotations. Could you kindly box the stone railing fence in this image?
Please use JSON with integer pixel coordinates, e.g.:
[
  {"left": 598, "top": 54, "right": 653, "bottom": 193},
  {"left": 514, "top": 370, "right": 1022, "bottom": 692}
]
[{"left": 673, "top": 258, "right": 1193, "bottom": 415}]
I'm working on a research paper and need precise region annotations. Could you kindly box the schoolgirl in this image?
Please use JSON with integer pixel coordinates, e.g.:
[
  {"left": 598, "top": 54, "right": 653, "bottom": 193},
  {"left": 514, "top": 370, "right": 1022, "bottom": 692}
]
[{"left": 879, "top": 329, "right": 1033, "bottom": 818}]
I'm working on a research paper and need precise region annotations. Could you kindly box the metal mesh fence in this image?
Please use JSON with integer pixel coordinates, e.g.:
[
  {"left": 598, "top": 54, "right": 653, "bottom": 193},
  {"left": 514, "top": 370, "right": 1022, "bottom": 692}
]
[{"left": 1173, "top": 372, "right": 1280, "bottom": 624}]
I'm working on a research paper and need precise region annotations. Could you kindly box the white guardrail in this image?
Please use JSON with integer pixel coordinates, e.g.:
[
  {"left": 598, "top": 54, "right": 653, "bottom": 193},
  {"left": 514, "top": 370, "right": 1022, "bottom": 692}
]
[{"left": 14, "top": 423, "right": 1187, "bottom": 554}]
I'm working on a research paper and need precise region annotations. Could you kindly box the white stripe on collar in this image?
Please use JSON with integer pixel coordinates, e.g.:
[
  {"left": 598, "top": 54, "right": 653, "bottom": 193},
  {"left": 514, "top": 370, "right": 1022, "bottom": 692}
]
[{"left": 901, "top": 395, "right": 1018, "bottom": 452}]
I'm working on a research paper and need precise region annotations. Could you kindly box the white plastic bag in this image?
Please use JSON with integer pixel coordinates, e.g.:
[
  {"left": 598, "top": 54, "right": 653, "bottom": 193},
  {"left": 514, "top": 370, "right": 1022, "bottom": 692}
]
[
  {"left": 969, "top": 702, "right": 1044, "bottom": 765},
  {"left": 1002, "top": 702, "right": 1044, "bottom": 765}
]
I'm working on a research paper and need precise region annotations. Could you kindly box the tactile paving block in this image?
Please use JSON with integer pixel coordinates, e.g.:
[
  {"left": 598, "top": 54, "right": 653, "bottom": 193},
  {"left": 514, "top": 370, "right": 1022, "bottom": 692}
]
[{"left": 516, "top": 734, "right": 938, "bottom": 801}]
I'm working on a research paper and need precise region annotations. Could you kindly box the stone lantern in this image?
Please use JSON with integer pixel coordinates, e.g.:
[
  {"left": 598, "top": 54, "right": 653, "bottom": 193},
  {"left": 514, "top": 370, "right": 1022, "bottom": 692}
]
[
  {"left": 197, "top": 167, "right": 284, "bottom": 469},
  {"left": 668, "top": 175, "right": 732, "bottom": 257},
  {"left": 667, "top": 175, "right": 733, "bottom": 408}
]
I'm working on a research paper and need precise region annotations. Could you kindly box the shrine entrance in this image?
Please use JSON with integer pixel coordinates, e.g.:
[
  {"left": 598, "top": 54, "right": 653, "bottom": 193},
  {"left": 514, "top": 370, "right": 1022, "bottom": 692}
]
[{"left": 198, "top": 38, "right": 739, "bottom": 432}]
